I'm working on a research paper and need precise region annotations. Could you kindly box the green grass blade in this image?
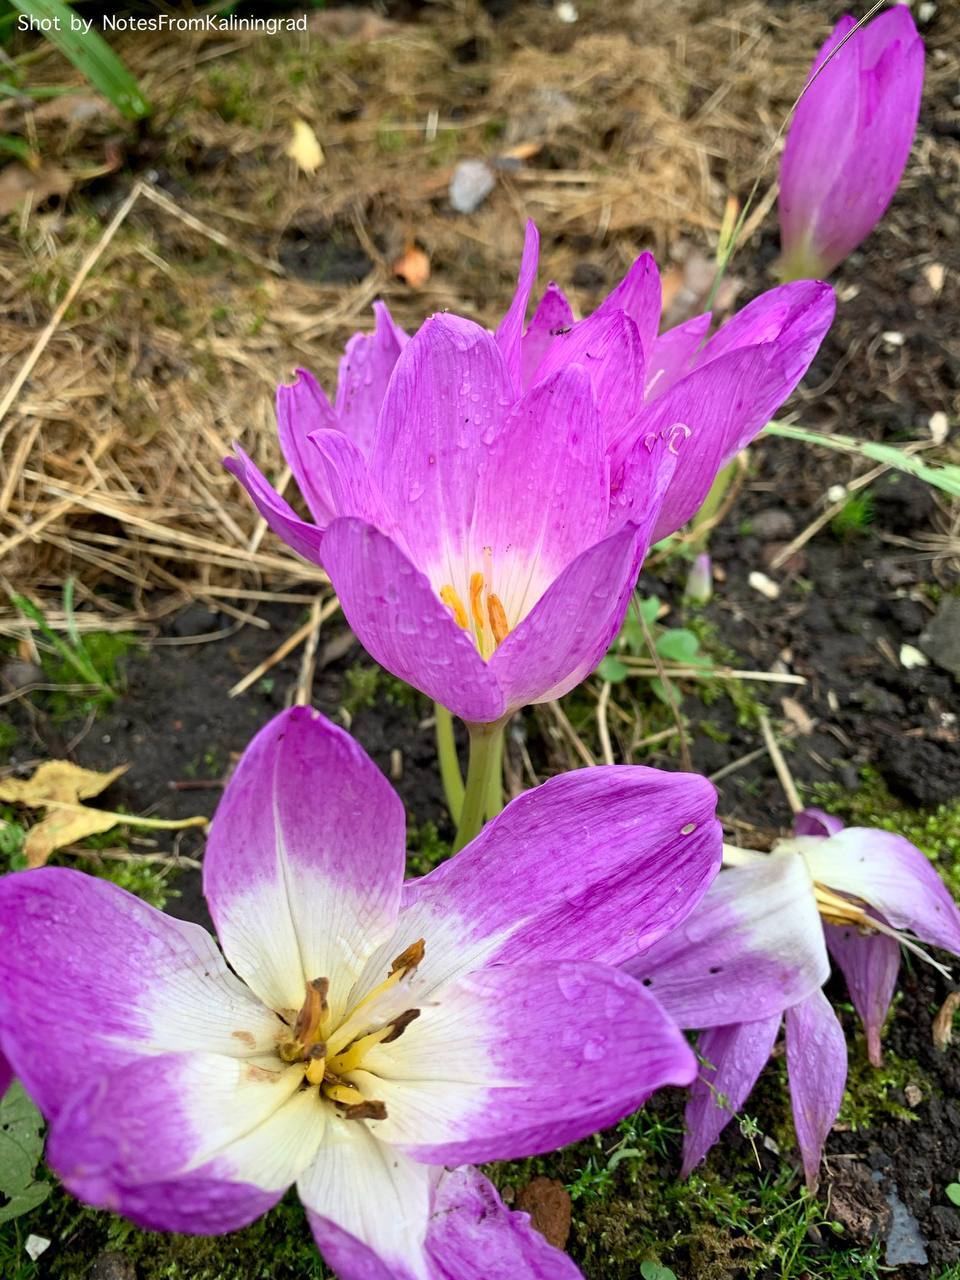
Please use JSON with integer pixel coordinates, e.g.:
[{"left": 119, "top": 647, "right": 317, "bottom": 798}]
[
  {"left": 11, "top": 592, "right": 108, "bottom": 690},
  {"left": 8, "top": 0, "right": 149, "bottom": 119},
  {"left": 765, "top": 421, "right": 960, "bottom": 499}
]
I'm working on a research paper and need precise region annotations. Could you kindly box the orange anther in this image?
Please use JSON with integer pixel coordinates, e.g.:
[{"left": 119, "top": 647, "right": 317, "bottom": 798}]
[
  {"left": 469, "top": 572, "right": 486, "bottom": 633},
  {"left": 487, "top": 594, "right": 509, "bottom": 647},
  {"left": 440, "top": 585, "right": 468, "bottom": 630}
]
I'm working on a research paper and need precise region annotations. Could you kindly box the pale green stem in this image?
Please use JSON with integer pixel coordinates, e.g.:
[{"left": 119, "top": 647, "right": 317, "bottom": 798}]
[
  {"left": 434, "top": 702, "right": 464, "bottom": 826},
  {"left": 483, "top": 726, "right": 504, "bottom": 820},
  {"left": 688, "top": 457, "right": 739, "bottom": 553},
  {"left": 453, "top": 720, "right": 506, "bottom": 852}
]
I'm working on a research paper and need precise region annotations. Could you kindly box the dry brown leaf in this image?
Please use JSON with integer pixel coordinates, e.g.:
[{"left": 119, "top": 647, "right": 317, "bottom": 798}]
[
  {"left": 24, "top": 806, "right": 120, "bottom": 869},
  {"left": 933, "top": 991, "right": 960, "bottom": 1051},
  {"left": 0, "top": 760, "right": 128, "bottom": 806},
  {"left": 0, "top": 162, "right": 72, "bottom": 217},
  {"left": 780, "top": 697, "right": 816, "bottom": 737},
  {"left": 392, "top": 244, "right": 430, "bottom": 288},
  {"left": 285, "top": 120, "right": 324, "bottom": 175}
]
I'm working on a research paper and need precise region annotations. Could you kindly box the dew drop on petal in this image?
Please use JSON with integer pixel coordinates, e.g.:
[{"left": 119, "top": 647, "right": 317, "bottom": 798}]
[{"left": 680, "top": 822, "right": 697, "bottom": 835}]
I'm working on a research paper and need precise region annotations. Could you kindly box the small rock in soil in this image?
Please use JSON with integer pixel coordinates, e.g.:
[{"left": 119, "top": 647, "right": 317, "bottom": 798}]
[
  {"left": 879, "top": 736, "right": 959, "bottom": 807},
  {"left": 170, "top": 603, "right": 220, "bottom": 638},
  {"left": 515, "top": 1176, "right": 572, "bottom": 1249},
  {"left": 920, "top": 597, "right": 960, "bottom": 679},
  {"left": 449, "top": 160, "right": 495, "bottom": 214},
  {"left": 751, "top": 508, "right": 796, "bottom": 541},
  {"left": 880, "top": 1178, "right": 929, "bottom": 1267},
  {"left": 90, "top": 1253, "right": 137, "bottom": 1280},
  {"left": 828, "top": 1162, "right": 891, "bottom": 1244},
  {"left": 1, "top": 659, "right": 43, "bottom": 688}
]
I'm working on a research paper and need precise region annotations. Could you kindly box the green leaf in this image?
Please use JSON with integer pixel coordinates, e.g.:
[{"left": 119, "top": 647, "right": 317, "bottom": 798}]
[
  {"left": 946, "top": 1183, "right": 960, "bottom": 1207},
  {"left": 0, "top": 132, "right": 33, "bottom": 161},
  {"left": 8, "top": 0, "right": 149, "bottom": 119},
  {"left": 655, "top": 628, "right": 708, "bottom": 665},
  {"left": 640, "top": 1263, "right": 677, "bottom": 1280},
  {"left": 636, "top": 596, "right": 661, "bottom": 627},
  {"left": 0, "top": 1081, "right": 50, "bottom": 1223},
  {"left": 597, "top": 656, "right": 628, "bottom": 683}
]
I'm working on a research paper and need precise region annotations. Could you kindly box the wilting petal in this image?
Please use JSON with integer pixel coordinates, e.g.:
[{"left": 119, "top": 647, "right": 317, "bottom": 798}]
[
  {"left": 359, "top": 763, "right": 719, "bottom": 1000},
  {"left": 681, "top": 1017, "right": 781, "bottom": 1176},
  {"left": 369, "top": 315, "right": 512, "bottom": 579},
  {"left": 300, "top": 1119, "right": 438, "bottom": 1280},
  {"left": 225, "top": 446, "right": 326, "bottom": 564},
  {"left": 628, "top": 853, "right": 829, "bottom": 1028},
  {"left": 0, "top": 868, "right": 280, "bottom": 1121},
  {"left": 528, "top": 310, "right": 644, "bottom": 451},
  {"left": 521, "top": 283, "right": 574, "bottom": 389},
  {"left": 426, "top": 1167, "right": 583, "bottom": 1280},
  {"left": 362, "top": 960, "right": 695, "bottom": 1164},
  {"left": 277, "top": 369, "right": 339, "bottom": 524},
  {"left": 336, "top": 301, "right": 408, "bottom": 456},
  {"left": 798, "top": 827, "right": 960, "bottom": 955},
  {"left": 488, "top": 521, "right": 646, "bottom": 712},
  {"left": 825, "top": 924, "right": 900, "bottom": 1068},
  {"left": 594, "top": 253, "right": 662, "bottom": 364},
  {"left": 785, "top": 988, "right": 847, "bottom": 1190},
  {"left": 49, "top": 1051, "right": 325, "bottom": 1232},
  {"left": 779, "top": 7, "right": 924, "bottom": 276},
  {"left": 204, "top": 706, "right": 406, "bottom": 1019},
  {"left": 795, "top": 806, "right": 844, "bottom": 837},
  {"left": 696, "top": 281, "right": 836, "bottom": 453},
  {"left": 495, "top": 221, "right": 540, "bottom": 394},
  {"left": 472, "top": 366, "right": 607, "bottom": 597},
  {"left": 645, "top": 313, "right": 711, "bottom": 400},
  {"left": 318, "top": 518, "right": 506, "bottom": 724}
]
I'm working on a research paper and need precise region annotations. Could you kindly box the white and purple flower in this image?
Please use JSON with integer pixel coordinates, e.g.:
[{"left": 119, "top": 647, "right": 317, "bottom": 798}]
[
  {"left": 0, "top": 706, "right": 722, "bottom": 1278},
  {"left": 227, "top": 223, "right": 833, "bottom": 725},
  {"left": 629, "top": 809, "right": 960, "bottom": 1189}
]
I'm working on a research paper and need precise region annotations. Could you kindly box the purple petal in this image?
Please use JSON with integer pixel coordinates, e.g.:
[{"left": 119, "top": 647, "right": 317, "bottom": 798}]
[
  {"left": 785, "top": 989, "right": 847, "bottom": 1191},
  {"left": 317, "top": 517, "right": 506, "bottom": 723},
  {"left": 369, "top": 314, "right": 512, "bottom": 578},
  {"left": 49, "top": 1050, "right": 322, "bottom": 1233},
  {"left": 489, "top": 521, "right": 647, "bottom": 711},
  {"left": 645, "top": 313, "right": 711, "bottom": 400},
  {"left": 307, "top": 429, "right": 397, "bottom": 533},
  {"left": 204, "top": 706, "right": 406, "bottom": 1019},
  {"left": 606, "top": 422, "right": 676, "bottom": 533},
  {"left": 681, "top": 1017, "right": 781, "bottom": 1176},
  {"left": 427, "top": 1167, "right": 583, "bottom": 1280},
  {"left": 521, "top": 283, "right": 575, "bottom": 389},
  {"left": 473, "top": 366, "right": 607, "bottom": 590},
  {"left": 594, "top": 252, "right": 662, "bottom": 365},
  {"left": 495, "top": 220, "right": 540, "bottom": 394},
  {"left": 380, "top": 762, "right": 720, "bottom": 988},
  {"left": 225, "top": 446, "right": 326, "bottom": 564},
  {"left": 375, "top": 960, "right": 695, "bottom": 1164},
  {"left": 779, "top": 7, "right": 924, "bottom": 275},
  {"left": 0, "top": 868, "right": 279, "bottom": 1122},
  {"left": 628, "top": 852, "right": 830, "bottom": 1028},
  {"left": 825, "top": 924, "right": 900, "bottom": 1068},
  {"left": 527, "top": 310, "right": 645, "bottom": 452},
  {"left": 336, "top": 301, "right": 408, "bottom": 456},
  {"left": 0, "top": 1051, "right": 12, "bottom": 1098},
  {"left": 300, "top": 1121, "right": 438, "bottom": 1280},
  {"left": 276, "top": 368, "right": 340, "bottom": 524},
  {"left": 794, "top": 806, "right": 844, "bottom": 837},
  {"left": 799, "top": 827, "right": 960, "bottom": 955}
]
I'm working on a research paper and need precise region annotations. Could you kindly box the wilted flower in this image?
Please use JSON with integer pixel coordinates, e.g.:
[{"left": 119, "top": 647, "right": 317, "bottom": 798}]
[
  {"left": 228, "top": 223, "right": 833, "bottom": 725},
  {"left": 779, "top": 6, "right": 924, "bottom": 279},
  {"left": 0, "top": 706, "right": 721, "bottom": 1277},
  {"left": 629, "top": 810, "right": 960, "bottom": 1189}
]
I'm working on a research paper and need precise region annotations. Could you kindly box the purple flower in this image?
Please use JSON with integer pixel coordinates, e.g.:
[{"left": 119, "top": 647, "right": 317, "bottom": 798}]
[
  {"left": 628, "top": 812, "right": 960, "bottom": 1189},
  {"left": 227, "top": 224, "right": 833, "bottom": 724},
  {"left": 0, "top": 706, "right": 721, "bottom": 1278},
  {"left": 779, "top": 6, "right": 924, "bottom": 279}
]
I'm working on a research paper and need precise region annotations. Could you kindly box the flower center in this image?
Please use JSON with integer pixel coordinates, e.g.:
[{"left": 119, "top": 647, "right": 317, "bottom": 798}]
[
  {"left": 277, "top": 938, "right": 425, "bottom": 1121},
  {"left": 439, "top": 549, "right": 511, "bottom": 659}
]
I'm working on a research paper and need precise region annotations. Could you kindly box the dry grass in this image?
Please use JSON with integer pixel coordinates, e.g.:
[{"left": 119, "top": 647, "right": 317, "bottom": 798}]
[{"left": 0, "top": 0, "right": 956, "bottom": 637}]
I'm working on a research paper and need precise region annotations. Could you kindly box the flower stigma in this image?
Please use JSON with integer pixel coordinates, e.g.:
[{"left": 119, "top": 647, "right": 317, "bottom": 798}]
[{"left": 276, "top": 938, "right": 426, "bottom": 1121}]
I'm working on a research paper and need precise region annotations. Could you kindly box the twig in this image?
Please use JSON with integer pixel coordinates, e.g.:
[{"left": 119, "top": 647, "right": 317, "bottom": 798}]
[
  {"left": 634, "top": 591, "right": 692, "bottom": 772},
  {"left": 769, "top": 462, "right": 889, "bottom": 571},
  {"left": 759, "top": 713, "right": 802, "bottom": 814},
  {"left": 295, "top": 597, "right": 324, "bottom": 706},
  {"left": 228, "top": 597, "right": 340, "bottom": 698},
  {"left": 547, "top": 701, "right": 597, "bottom": 768},
  {"left": 618, "top": 659, "right": 805, "bottom": 685},
  {"left": 709, "top": 745, "right": 768, "bottom": 784},
  {"left": 596, "top": 680, "right": 615, "bottom": 766}
]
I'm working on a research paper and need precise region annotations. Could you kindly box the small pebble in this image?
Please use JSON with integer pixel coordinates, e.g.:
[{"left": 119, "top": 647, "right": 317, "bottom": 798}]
[
  {"left": 449, "top": 160, "right": 495, "bottom": 214},
  {"left": 555, "top": 0, "right": 578, "bottom": 19},
  {"left": 881, "top": 331, "right": 905, "bottom": 347},
  {"left": 827, "top": 483, "right": 847, "bottom": 504},
  {"left": 25, "top": 1237, "right": 50, "bottom": 1262},
  {"left": 900, "top": 644, "right": 928, "bottom": 670},
  {"left": 751, "top": 509, "right": 795, "bottom": 541},
  {"left": 748, "top": 571, "right": 780, "bottom": 601},
  {"left": 928, "top": 410, "right": 949, "bottom": 445}
]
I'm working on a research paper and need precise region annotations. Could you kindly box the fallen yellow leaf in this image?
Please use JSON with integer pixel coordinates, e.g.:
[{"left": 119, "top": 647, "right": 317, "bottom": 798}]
[
  {"left": 0, "top": 760, "right": 129, "bottom": 806},
  {"left": 25, "top": 808, "right": 120, "bottom": 869},
  {"left": 286, "top": 120, "right": 324, "bottom": 175}
]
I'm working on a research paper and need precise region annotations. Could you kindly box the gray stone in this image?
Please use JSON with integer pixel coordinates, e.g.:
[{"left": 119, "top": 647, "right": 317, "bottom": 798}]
[
  {"left": 90, "top": 1253, "right": 136, "bottom": 1280},
  {"left": 751, "top": 509, "right": 796, "bottom": 541},
  {"left": 920, "top": 596, "right": 960, "bottom": 678},
  {"left": 449, "top": 160, "right": 495, "bottom": 214},
  {"left": 884, "top": 1186, "right": 928, "bottom": 1267}
]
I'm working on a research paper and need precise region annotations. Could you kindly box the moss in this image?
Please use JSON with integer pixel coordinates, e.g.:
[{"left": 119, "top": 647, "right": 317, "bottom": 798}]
[
  {"left": 0, "top": 720, "right": 19, "bottom": 761},
  {"left": 406, "top": 820, "right": 451, "bottom": 877},
  {"left": 838, "top": 1033, "right": 927, "bottom": 1130},
  {"left": 72, "top": 853, "right": 174, "bottom": 911},
  {"left": 809, "top": 766, "right": 960, "bottom": 895},
  {"left": 341, "top": 663, "right": 380, "bottom": 714},
  {"left": 40, "top": 631, "right": 138, "bottom": 718}
]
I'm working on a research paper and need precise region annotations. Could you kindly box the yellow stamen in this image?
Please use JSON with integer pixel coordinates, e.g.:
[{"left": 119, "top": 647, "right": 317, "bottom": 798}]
[
  {"left": 323, "top": 1081, "right": 366, "bottom": 1107},
  {"left": 814, "top": 883, "right": 868, "bottom": 928},
  {"left": 327, "top": 1009, "right": 420, "bottom": 1075},
  {"left": 487, "top": 594, "right": 509, "bottom": 647},
  {"left": 304, "top": 1045, "right": 326, "bottom": 1086},
  {"left": 325, "top": 939, "right": 426, "bottom": 1058},
  {"left": 440, "top": 585, "right": 468, "bottom": 630},
  {"left": 469, "top": 572, "right": 486, "bottom": 633}
]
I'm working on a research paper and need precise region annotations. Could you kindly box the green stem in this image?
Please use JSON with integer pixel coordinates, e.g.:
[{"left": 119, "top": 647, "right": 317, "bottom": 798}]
[
  {"left": 688, "top": 457, "right": 738, "bottom": 552},
  {"left": 484, "top": 726, "right": 504, "bottom": 820},
  {"left": 434, "top": 703, "right": 464, "bottom": 825},
  {"left": 453, "top": 720, "right": 506, "bottom": 852}
]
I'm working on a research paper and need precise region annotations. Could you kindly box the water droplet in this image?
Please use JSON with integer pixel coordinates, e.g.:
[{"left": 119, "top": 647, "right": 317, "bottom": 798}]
[
  {"left": 680, "top": 822, "right": 697, "bottom": 835},
  {"left": 582, "top": 1037, "right": 606, "bottom": 1062}
]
